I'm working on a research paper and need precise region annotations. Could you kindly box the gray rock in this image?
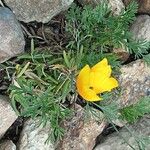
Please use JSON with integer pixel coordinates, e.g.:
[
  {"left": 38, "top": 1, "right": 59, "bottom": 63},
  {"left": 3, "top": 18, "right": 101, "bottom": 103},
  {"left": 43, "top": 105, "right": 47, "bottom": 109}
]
[
  {"left": 130, "top": 15, "right": 150, "bottom": 41},
  {"left": 4, "top": 0, "right": 73, "bottom": 23},
  {"left": 123, "top": 0, "right": 150, "bottom": 15},
  {"left": 56, "top": 104, "right": 106, "bottom": 150},
  {"left": 0, "top": 7, "right": 25, "bottom": 63},
  {"left": 0, "top": 140, "right": 16, "bottom": 150},
  {"left": 94, "top": 115, "right": 150, "bottom": 150},
  {"left": 0, "top": 95, "right": 18, "bottom": 138},
  {"left": 113, "top": 47, "right": 129, "bottom": 62},
  {"left": 18, "top": 118, "right": 54, "bottom": 150},
  {"left": 118, "top": 59, "right": 150, "bottom": 107},
  {"left": 108, "top": 0, "right": 125, "bottom": 15}
]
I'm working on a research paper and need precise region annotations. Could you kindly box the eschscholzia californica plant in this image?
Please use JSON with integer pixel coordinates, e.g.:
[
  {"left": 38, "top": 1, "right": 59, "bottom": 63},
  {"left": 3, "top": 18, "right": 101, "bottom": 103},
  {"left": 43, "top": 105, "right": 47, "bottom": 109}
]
[{"left": 76, "top": 58, "right": 118, "bottom": 101}]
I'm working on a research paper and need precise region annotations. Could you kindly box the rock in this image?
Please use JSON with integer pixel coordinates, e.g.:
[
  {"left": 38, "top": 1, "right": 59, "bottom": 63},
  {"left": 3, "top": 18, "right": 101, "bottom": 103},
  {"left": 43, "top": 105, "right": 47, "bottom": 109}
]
[
  {"left": 0, "top": 140, "right": 16, "bottom": 150},
  {"left": 118, "top": 59, "right": 150, "bottom": 107},
  {"left": 18, "top": 118, "right": 54, "bottom": 150},
  {"left": 56, "top": 104, "right": 106, "bottom": 150},
  {"left": 2, "top": 117, "right": 24, "bottom": 144},
  {"left": 4, "top": 0, "right": 73, "bottom": 23},
  {"left": 0, "top": 95, "right": 18, "bottom": 138},
  {"left": 0, "top": 1, "right": 4, "bottom": 7},
  {"left": 94, "top": 114, "right": 150, "bottom": 150},
  {"left": 77, "top": 0, "right": 125, "bottom": 15},
  {"left": 0, "top": 7, "right": 25, "bottom": 63},
  {"left": 113, "top": 47, "right": 129, "bottom": 62},
  {"left": 130, "top": 15, "right": 150, "bottom": 41},
  {"left": 123, "top": 0, "right": 150, "bottom": 15},
  {"left": 108, "top": 0, "right": 125, "bottom": 15}
]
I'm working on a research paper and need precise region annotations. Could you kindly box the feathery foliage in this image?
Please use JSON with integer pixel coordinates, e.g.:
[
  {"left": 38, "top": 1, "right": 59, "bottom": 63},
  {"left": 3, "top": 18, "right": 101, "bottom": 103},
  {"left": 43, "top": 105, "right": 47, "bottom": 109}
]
[
  {"left": 9, "top": 39, "right": 83, "bottom": 142},
  {"left": 120, "top": 97, "right": 150, "bottom": 123},
  {"left": 66, "top": 1, "right": 149, "bottom": 57},
  {"left": 143, "top": 53, "right": 150, "bottom": 66}
]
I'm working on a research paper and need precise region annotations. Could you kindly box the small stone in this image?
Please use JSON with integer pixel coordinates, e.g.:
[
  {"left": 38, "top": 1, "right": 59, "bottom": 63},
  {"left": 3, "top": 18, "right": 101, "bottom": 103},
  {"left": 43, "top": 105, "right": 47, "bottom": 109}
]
[
  {"left": 108, "top": 0, "right": 125, "bottom": 15},
  {"left": 56, "top": 104, "right": 106, "bottom": 150},
  {"left": 77, "top": 0, "right": 125, "bottom": 15},
  {"left": 4, "top": 0, "right": 73, "bottom": 23},
  {"left": 0, "top": 95, "right": 18, "bottom": 139},
  {"left": 118, "top": 59, "right": 150, "bottom": 107},
  {"left": 130, "top": 15, "right": 150, "bottom": 41},
  {"left": 0, "top": 7, "right": 25, "bottom": 63},
  {"left": 113, "top": 47, "right": 129, "bottom": 62},
  {"left": 123, "top": 0, "right": 150, "bottom": 15},
  {"left": 0, "top": 140, "right": 16, "bottom": 150},
  {"left": 18, "top": 118, "right": 54, "bottom": 150},
  {"left": 94, "top": 114, "right": 150, "bottom": 150}
]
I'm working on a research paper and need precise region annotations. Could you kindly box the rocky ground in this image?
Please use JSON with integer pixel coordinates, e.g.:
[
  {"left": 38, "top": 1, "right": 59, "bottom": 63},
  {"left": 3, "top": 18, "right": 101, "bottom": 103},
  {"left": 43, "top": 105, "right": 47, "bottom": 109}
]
[{"left": 0, "top": 0, "right": 150, "bottom": 150}]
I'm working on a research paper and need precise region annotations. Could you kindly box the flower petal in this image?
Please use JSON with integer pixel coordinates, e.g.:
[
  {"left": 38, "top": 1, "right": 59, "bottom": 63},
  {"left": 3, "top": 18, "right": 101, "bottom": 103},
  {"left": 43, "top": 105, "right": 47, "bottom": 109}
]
[
  {"left": 76, "top": 65, "right": 102, "bottom": 101},
  {"left": 93, "top": 77, "right": 118, "bottom": 93},
  {"left": 78, "top": 87, "right": 102, "bottom": 101},
  {"left": 89, "top": 71, "right": 111, "bottom": 94},
  {"left": 91, "top": 58, "right": 112, "bottom": 78},
  {"left": 76, "top": 65, "right": 90, "bottom": 90},
  {"left": 91, "top": 58, "right": 108, "bottom": 71},
  {"left": 76, "top": 58, "right": 118, "bottom": 102}
]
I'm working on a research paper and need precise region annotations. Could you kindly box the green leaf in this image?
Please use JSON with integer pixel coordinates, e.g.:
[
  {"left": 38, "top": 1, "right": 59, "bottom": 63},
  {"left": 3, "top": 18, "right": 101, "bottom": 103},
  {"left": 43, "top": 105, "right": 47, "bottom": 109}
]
[
  {"left": 143, "top": 54, "right": 150, "bottom": 66},
  {"left": 63, "top": 51, "right": 70, "bottom": 68},
  {"left": 120, "top": 97, "right": 150, "bottom": 123},
  {"left": 17, "top": 62, "right": 30, "bottom": 78}
]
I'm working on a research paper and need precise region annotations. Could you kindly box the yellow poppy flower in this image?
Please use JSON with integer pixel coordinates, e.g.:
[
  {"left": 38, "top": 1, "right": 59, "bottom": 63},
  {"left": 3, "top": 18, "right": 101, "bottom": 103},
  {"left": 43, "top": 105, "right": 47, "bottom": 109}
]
[{"left": 76, "top": 58, "right": 118, "bottom": 101}]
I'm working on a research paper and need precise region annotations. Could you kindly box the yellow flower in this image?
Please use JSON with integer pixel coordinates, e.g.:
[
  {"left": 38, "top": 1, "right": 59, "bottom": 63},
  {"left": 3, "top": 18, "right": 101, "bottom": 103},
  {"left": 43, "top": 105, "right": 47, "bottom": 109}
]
[{"left": 76, "top": 58, "right": 118, "bottom": 101}]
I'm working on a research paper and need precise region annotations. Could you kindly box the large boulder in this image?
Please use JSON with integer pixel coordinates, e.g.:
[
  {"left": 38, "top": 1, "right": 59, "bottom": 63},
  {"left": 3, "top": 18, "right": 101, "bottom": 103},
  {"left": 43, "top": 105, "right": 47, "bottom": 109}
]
[
  {"left": 0, "top": 140, "right": 16, "bottom": 150},
  {"left": 130, "top": 15, "right": 150, "bottom": 41},
  {"left": 123, "top": 0, "right": 150, "bottom": 15},
  {"left": 94, "top": 114, "right": 150, "bottom": 150},
  {"left": 0, "top": 7, "right": 25, "bottom": 63},
  {"left": 0, "top": 95, "right": 18, "bottom": 138},
  {"left": 18, "top": 118, "right": 54, "bottom": 150},
  {"left": 4, "top": 0, "right": 73, "bottom": 23},
  {"left": 118, "top": 59, "right": 150, "bottom": 107},
  {"left": 56, "top": 104, "right": 106, "bottom": 150}
]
